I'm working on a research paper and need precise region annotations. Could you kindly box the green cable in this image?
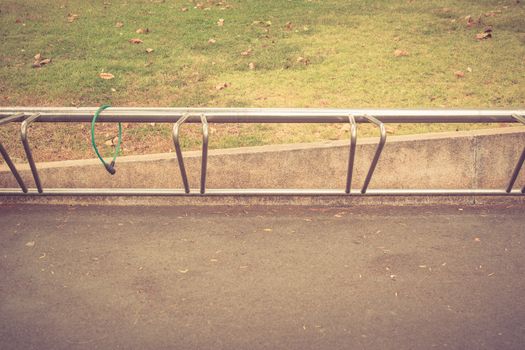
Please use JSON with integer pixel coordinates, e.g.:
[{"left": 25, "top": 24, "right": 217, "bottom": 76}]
[{"left": 91, "top": 105, "right": 122, "bottom": 175}]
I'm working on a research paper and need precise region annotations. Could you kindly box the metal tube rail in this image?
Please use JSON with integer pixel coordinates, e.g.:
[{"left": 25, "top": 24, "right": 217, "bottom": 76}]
[
  {"left": 0, "top": 188, "right": 523, "bottom": 197},
  {"left": 172, "top": 113, "right": 191, "bottom": 193},
  {"left": 506, "top": 114, "right": 525, "bottom": 193},
  {"left": 361, "top": 115, "right": 386, "bottom": 194},
  {"left": 0, "top": 113, "right": 28, "bottom": 193},
  {"left": 345, "top": 115, "right": 357, "bottom": 194},
  {"left": 1, "top": 107, "right": 525, "bottom": 123},
  {"left": 20, "top": 113, "right": 43, "bottom": 193},
  {"left": 200, "top": 114, "right": 209, "bottom": 194}
]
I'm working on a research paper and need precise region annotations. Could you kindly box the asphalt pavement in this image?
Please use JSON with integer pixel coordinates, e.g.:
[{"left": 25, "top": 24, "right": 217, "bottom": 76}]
[{"left": 0, "top": 204, "right": 524, "bottom": 350}]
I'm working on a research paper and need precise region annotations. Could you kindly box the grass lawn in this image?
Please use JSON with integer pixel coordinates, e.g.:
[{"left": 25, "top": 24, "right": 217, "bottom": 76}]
[{"left": 0, "top": 0, "right": 524, "bottom": 161}]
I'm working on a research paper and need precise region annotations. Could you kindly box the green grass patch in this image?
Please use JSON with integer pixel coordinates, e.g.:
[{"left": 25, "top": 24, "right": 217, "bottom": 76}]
[{"left": 0, "top": 0, "right": 524, "bottom": 161}]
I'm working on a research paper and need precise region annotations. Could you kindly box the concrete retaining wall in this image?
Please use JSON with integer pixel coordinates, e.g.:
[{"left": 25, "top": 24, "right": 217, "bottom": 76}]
[{"left": 1, "top": 127, "right": 524, "bottom": 192}]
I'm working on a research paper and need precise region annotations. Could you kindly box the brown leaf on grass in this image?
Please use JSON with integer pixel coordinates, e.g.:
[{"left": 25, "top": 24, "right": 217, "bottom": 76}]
[
  {"left": 476, "top": 28, "right": 492, "bottom": 40},
  {"left": 146, "top": 48, "right": 154, "bottom": 53},
  {"left": 32, "top": 54, "right": 51, "bottom": 68},
  {"left": 99, "top": 72, "right": 115, "bottom": 80},
  {"left": 248, "top": 62, "right": 256, "bottom": 70},
  {"left": 297, "top": 56, "right": 310, "bottom": 65},
  {"left": 394, "top": 49, "right": 409, "bottom": 57},
  {"left": 115, "top": 21, "right": 124, "bottom": 28},
  {"left": 136, "top": 28, "right": 150, "bottom": 34},
  {"left": 217, "top": 18, "right": 225, "bottom": 26},
  {"left": 465, "top": 15, "right": 482, "bottom": 27},
  {"left": 454, "top": 71, "right": 465, "bottom": 78},
  {"left": 285, "top": 21, "right": 293, "bottom": 30},
  {"left": 67, "top": 13, "right": 79, "bottom": 23},
  {"left": 129, "top": 38, "right": 143, "bottom": 44},
  {"left": 208, "top": 38, "right": 216, "bottom": 44},
  {"left": 181, "top": 7, "right": 188, "bottom": 12},
  {"left": 215, "top": 82, "right": 229, "bottom": 90},
  {"left": 240, "top": 48, "right": 252, "bottom": 56}
]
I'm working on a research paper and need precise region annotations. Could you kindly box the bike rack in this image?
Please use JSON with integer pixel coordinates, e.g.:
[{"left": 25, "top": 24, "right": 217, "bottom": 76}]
[
  {"left": 361, "top": 115, "right": 386, "bottom": 194},
  {"left": 172, "top": 113, "right": 209, "bottom": 194},
  {"left": 506, "top": 114, "right": 525, "bottom": 194},
  {"left": 0, "top": 113, "right": 28, "bottom": 193},
  {"left": 345, "top": 115, "right": 357, "bottom": 194},
  {"left": 21, "top": 113, "right": 43, "bottom": 193},
  {"left": 0, "top": 108, "right": 524, "bottom": 197}
]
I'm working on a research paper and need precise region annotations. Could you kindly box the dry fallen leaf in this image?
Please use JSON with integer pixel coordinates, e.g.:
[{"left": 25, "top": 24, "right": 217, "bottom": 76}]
[
  {"left": 178, "top": 269, "right": 189, "bottom": 273},
  {"left": 285, "top": 21, "right": 293, "bottom": 30},
  {"left": 296, "top": 56, "right": 310, "bottom": 65},
  {"left": 99, "top": 72, "right": 115, "bottom": 80},
  {"left": 115, "top": 21, "right": 124, "bottom": 28},
  {"left": 240, "top": 48, "right": 252, "bottom": 56},
  {"left": 181, "top": 7, "right": 188, "bottom": 12},
  {"left": 136, "top": 28, "right": 150, "bottom": 34},
  {"left": 394, "top": 49, "right": 409, "bottom": 57},
  {"left": 263, "top": 228, "right": 272, "bottom": 232},
  {"left": 208, "top": 38, "right": 216, "bottom": 44},
  {"left": 146, "top": 48, "right": 154, "bottom": 53},
  {"left": 67, "top": 13, "right": 79, "bottom": 23},
  {"left": 454, "top": 71, "right": 465, "bottom": 78},
  {"left": 25, "top": 241, "right": 35, "bottom": 247},
  {"left": 217, "top": 18, "right": 225, "bottom": 26},
  {"left": 475, "top": 32, "right": 491, "bottom": 40},
  {"left": 129, "top": 38, "right": 143, "bottom": 44},
  {"left": 104, "top": 139, "right": 113, "bottom": 146},
  {"left": 476, "top": 28, "right": 492, "bottom": 40},
  {"left": 248, "top": 62, "right": 256, "bottom": 70},
  {"left": 215, "top": 82, "right": 229, "bottom": 90},
  {"left": 32, "top": 56, "right": 51, "bottom": 68}
]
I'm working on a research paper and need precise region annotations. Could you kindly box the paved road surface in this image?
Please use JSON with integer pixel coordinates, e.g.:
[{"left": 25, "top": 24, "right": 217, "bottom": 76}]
[{"left": 0, "top": 204, "right": 524, "bottom": 350}]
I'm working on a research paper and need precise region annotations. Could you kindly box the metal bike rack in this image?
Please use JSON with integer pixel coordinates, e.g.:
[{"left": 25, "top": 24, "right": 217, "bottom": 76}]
[
  {"left": 172, "top": 113, "right": 209, "bottom": 194},
  {"left": 506, "top": 114, "right": 525, "bottom": 194},
  {"left": 345, "top": 115, "right": 357, "bottom": 194},
  {"left": 361, "top": 115, "right": 386, "bottom": 194},
  {"left": 0, "top": 107, "right": 524, "bottom": 197},
  {"left": 21, "top": 113, "right": 43, "bottom": 193},
  {"left": 0, "top": 113, "right": 28, "bottom": 193}
]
